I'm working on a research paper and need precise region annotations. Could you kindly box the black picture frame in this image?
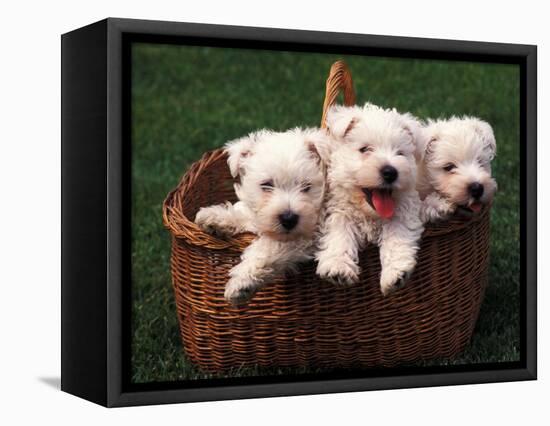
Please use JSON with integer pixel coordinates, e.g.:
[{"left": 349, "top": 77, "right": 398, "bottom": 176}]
[{"left": 61, "top": 17, "right": 537, "bottom": 407}]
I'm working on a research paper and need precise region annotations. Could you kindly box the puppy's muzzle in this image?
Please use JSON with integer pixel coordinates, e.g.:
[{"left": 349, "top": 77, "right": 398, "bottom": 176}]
[
  {"left": 279, "top": 211, "right": 299, "bottom": 231},
  {"left": 381, "top": 165, "right": 398, "bottom": 184},
  {"left": 468, "top": 182, "right": 484, "bottom": 199}
]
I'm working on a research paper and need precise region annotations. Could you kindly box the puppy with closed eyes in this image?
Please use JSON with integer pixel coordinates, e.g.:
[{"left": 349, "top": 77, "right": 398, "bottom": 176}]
[
  {"left": 416, "top": 117, "right": 497, "bottom": 223},
  {"left": 315, "top": 103, "right": 424, "bottom": 295},
  {"left": 195, "top": 128, "right": 326, "bottom": 305}
]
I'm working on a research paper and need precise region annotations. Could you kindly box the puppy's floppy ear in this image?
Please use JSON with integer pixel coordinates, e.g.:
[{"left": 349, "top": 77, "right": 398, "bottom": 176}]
[
  {"left": 303, "top": 128, "right": 333, "bottom": 165},
  {"left": 225, "top": 131, "right": 263, "bottom": 177},
  {"left": 325, "top": 105, "right": 359, "bottom": 140},
  {"left": 416, "top": 122, "right": 439, "bottom": 163},
  {"left": 471, "top": 118, "right": 496, "bottom": 159},
  {"left": 307, "top": 141, "right": 322, "bottom": 163},
  {"left": 400, "top": 113, "right": 427, "bottom": 162}
]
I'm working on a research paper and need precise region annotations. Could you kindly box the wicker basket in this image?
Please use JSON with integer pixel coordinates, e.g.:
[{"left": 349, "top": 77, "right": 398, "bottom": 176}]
[{"left": 162, "top": 61, "right": 490, "bottom": 373}]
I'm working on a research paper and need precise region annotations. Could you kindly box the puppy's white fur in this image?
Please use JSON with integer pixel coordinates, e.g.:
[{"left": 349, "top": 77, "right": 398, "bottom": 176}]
[
  {"left": 315, "top": 103, "right": 424, "bottom": 295},
  {"left": 195, "top": 128, "right": 326, "bottom": 304},
  {"left": 416, "top": 117, "right": 497, "bottom": 223}
]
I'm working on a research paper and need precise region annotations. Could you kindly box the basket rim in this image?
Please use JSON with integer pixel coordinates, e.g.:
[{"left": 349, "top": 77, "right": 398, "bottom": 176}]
[
  {"left": 162, "top": 148, "right": 256, "bottom": 251},
  {"left": 162, "top": 147, "right": 490, "bottom": 251}
]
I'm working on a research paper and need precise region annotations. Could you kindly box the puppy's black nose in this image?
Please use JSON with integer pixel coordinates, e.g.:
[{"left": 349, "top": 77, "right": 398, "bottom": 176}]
[
  {"left": 381, "top": 165, "right": 398, "bottom": 184},
  {"left": 468, "top": 182, "right": 484, "bottom": 199},
  {"left": 279, "top": 211, "right": 299, "bottom": 231}
]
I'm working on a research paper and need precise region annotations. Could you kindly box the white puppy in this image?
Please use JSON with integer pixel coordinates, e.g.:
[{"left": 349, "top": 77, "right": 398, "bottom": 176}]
[
  {"left": 416, "top": 117, "right": 497, "bottom": 223},
  {"left": 195, "top": 128, "right": 326, "bottom": 305},
  {"left": 315, "top": 103, "right": 424, "bottom": 295}
]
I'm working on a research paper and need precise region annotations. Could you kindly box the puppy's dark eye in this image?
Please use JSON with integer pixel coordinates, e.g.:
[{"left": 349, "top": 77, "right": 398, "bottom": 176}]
[
  {"left": 443, "top": 163, "right": 456, "bottom": 172},
  {"left": 261, "top": 180, "right": 274, "bottom": 191},
  {"left": 301, "top": 183, "right": 312, "bottom": 193},
  {"left": 359, "top": 145, "right": 373, "bottom": 154},
  {"left": 397, "top": 150, "right": 405, "bottom": 156}
]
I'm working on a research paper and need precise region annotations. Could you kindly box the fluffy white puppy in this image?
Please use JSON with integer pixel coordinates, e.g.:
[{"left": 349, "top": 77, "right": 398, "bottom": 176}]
[
  {"left": 315, "top": 103, "right": 424, "bottom": 295},
  {"left": 416, "top": 117, "right": 497, "bottom": 223},
  {"left": 195, "top": 128, "right": 326, "bottom": 305}
]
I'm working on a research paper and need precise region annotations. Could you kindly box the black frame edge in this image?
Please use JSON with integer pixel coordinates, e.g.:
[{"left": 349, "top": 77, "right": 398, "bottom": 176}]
[
  {"left": 105, "top": 17, "right": 536, "bottom": 57},
  {"left": 111, "top": 367, "right": 534, "bottom": 407},
  {"left": 524, "top": 45, "right": 537, "bottom": 379},
  {"left": 61, "top": 19, "right": 109, "bottom": 406},
  {"left": 106, "top": 18, "right": 125, "bottom": 408}
]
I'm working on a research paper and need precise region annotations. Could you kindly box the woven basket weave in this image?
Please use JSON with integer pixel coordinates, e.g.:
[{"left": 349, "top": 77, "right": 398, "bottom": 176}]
[{"left": 162, "top": 61, "right": 490, "bottom": 373}]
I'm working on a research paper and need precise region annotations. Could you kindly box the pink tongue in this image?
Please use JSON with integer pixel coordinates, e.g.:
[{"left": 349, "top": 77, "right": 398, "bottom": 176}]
[
  {"left": 470, "top": 202, "right": 482, "bottom": 213},
  {"left": 372, "top": 190, "right": 395, "bottom": 219}
]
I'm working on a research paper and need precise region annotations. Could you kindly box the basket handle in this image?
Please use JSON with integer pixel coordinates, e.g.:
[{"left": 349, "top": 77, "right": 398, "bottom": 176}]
[{"left": 320, "top": 60, "right": 356, "bottom": 128}]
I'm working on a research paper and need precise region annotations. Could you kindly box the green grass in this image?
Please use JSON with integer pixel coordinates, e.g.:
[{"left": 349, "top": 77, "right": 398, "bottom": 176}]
[{"left": 131, "top": 43, "right": 520, "bottom": 383}]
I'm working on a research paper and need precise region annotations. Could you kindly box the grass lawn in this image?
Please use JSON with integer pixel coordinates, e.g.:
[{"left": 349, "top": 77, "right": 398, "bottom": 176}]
[{"left": 131, "top": 43, "right": 520, "bottom": 383}]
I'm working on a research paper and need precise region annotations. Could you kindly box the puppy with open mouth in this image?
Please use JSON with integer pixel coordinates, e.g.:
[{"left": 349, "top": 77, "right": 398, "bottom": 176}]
[
  {"left": 195, "top": 128, "right": 326, "bottom": 305},
  {"left": 315, "top": 103, "right": 424, "bottom": 295},
  {"left": 416, "top": 117, "right": 497, "bottom": 223}
]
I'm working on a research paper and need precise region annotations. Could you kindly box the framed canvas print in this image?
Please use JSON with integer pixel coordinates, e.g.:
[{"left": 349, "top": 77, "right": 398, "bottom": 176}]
[{"left": 61, "top": 18, "right": 537, "bottom": 407}]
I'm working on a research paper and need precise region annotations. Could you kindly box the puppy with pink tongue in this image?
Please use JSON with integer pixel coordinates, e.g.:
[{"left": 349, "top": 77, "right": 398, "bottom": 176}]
[
  {"left": 371, "top": 189, "right": 395, "bottom": 219},
  {"left": 315, "top": 103, "right": 424, "bottom": 295}
]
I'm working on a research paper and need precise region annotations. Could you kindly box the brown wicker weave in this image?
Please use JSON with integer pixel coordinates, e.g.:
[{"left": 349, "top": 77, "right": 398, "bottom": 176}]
[{"left": 162, "top": 61, "right": 490, "bottom": 373}]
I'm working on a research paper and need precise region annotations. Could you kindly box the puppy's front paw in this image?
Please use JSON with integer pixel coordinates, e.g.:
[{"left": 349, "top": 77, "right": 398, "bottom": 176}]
[
  {"left": 316, "top": 258, "right": 359, "bottom": 286},
  {"left": 380, "top": 268, "right": 412, "bottom": 296},
  {"left": 195, "top": 207, "right": 227, "bottom": 237},
  {"left": 421, "top": 193, "right": 453, "bottom": 223},
  {"left": 224, "top": 277, "right": 258, "bottom": 305},
  {"left": 421, "top": 204, "right": 447, "bottom": 223}
]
